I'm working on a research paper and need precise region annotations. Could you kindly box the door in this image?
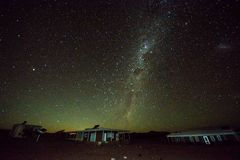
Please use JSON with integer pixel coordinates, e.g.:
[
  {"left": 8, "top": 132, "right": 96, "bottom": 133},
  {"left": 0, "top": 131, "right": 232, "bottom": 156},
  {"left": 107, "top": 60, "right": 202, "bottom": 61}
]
[
  {"left": 203, "top": 136, "right": 211, "bottom": 145},
  {"left": 83, "top": 132, "right": 88, "bottom": 141},
  {"left": 90, "top": 132, "right": 96, "bottom": 142},
  {"left": 116, "top": 133, "right": 119, "bottom": 141}
]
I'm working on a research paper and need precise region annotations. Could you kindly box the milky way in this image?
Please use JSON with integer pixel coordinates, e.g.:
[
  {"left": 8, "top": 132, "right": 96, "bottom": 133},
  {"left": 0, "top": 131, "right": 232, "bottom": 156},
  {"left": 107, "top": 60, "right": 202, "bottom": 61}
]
[{"left": 121, "top": 21, "right": 159, "bottom": 125}]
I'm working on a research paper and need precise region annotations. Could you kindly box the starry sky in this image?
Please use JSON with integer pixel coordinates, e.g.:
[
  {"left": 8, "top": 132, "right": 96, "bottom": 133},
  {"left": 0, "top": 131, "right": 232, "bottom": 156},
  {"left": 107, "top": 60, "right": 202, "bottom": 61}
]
[{"left": 0, "top": 0, "right": 240, "bottom": 132}]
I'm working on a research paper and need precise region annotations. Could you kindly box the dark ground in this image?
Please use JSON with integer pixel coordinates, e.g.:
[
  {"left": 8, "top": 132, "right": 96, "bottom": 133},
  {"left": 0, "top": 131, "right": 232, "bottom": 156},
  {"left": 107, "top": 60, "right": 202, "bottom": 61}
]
[{"left": 1, "top": 130, "right": 240, "bottom": 160}]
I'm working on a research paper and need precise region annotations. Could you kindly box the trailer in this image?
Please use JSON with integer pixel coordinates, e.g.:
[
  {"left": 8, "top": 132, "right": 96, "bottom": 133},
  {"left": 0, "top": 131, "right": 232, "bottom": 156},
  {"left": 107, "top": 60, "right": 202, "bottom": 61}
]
[{"left": 10, "top": 121, "right": 46, "bottom": 142}]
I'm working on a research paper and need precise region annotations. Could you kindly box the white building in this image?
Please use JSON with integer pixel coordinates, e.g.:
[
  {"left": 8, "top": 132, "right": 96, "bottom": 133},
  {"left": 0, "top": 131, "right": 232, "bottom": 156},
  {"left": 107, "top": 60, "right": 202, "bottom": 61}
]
[{"left": 167, "top": 129, "right": 240, "bottom": 145}]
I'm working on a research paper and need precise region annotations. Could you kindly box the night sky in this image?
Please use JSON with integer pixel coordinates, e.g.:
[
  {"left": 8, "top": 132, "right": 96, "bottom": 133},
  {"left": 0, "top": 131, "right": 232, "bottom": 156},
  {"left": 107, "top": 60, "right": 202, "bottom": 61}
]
[{"left": 0, "top": 0, "right": 240, "bottom": 132}]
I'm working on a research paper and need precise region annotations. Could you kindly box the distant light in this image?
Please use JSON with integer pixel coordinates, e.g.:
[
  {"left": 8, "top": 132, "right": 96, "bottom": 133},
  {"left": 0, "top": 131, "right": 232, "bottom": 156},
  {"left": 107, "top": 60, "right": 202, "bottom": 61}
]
[
  {"left": 144, "top": 44, "right": 148, "bottom": 49},
  {"left": 32, "top": 68, "right": 36, "bottom": 71}
]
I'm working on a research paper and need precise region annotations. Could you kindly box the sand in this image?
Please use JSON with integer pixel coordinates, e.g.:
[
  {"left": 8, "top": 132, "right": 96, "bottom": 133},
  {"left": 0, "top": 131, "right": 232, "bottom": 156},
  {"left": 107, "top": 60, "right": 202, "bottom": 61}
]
[{"left": 1, "top": 135, "right": 240, "bottom": 160}]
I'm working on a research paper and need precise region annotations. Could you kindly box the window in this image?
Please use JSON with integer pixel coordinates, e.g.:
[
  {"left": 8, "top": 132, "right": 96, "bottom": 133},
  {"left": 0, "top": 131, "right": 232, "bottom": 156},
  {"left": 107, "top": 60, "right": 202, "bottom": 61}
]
[
  {"left": 176, "top": 137, "right": 181, "bottom": 142},
  {"left": 189, "top": 136, "right": 195, "bottom": 143},
  {"left": 203, "top": 136, "right": 211, "bottom": 145},
  {"left": 210, "top": 136, "right": 216, "bottom": 142},
  {"left": 194, "top": 136, "right": 200, "bottom": 142},
  {"left": 106, "top": 132, "right": 114, "bottom": 141},
  {"left": 84, "top": 132, "right": 88, "bottom": 138},
  {"left": 216, "top": 135, "right": 222, "bottom": 141}
]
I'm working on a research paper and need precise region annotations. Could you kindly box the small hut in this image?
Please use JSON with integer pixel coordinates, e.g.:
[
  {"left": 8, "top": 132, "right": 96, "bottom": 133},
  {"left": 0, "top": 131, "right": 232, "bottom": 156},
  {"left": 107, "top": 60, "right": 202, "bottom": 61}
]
[{"left": 65, "top": 125, "right": 130, "bottom": 144}]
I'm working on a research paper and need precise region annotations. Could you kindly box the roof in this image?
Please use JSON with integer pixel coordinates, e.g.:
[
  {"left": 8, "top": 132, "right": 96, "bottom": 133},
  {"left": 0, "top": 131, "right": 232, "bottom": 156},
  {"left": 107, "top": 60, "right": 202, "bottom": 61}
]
[
  {"left": 167, "top": 129, "right": 240, "bottom": 137},
  {"left": 67, "top": 127, "right": 129, "bottom": 133},
  {"left": 84, "top": 127, "right": 129, "bottom": 132},
  {"left": 14, "top": 123, "right": 42, "bottom": 128}
]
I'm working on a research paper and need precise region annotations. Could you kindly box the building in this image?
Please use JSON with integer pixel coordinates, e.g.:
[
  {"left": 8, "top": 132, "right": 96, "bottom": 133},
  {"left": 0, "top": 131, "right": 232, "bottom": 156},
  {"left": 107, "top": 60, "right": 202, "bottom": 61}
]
[
  {"left": 167, "top": 129, "right": 240, "bottom": 145},
  {"left": 65, "top": 125, "right": 130, "bottom": 144},
  {"left": 10, "top": 121, "right": 46, "bottom": 141}
]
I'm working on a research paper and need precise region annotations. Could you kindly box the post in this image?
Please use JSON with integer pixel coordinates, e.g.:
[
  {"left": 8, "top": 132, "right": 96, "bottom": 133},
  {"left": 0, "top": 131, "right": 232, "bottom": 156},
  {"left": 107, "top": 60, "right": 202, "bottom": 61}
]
[
  {"left": 87, "top": 132, "right": 90, "bottom": 142},
  {"left": 102, "top": 130, "right": 104, "bottom": 142},
  {"left": 95, "top": 131, "right": 96, "bottom": 142},
  {"left": 36, "top": 134, "right": 40, "bottom": 143},
  {"left": 111, "top": 131, "right": 113, "bottom": 141}
]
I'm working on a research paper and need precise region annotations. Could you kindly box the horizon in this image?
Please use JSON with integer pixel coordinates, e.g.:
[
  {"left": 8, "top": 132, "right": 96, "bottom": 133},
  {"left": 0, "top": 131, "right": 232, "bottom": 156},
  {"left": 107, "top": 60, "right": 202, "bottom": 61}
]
[{"left": 1, "top": 122, "right": 240, "bottom": 133}]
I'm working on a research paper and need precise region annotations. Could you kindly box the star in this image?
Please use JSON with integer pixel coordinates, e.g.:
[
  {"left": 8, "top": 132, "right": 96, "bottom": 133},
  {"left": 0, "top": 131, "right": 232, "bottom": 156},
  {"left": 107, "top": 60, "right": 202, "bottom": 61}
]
[{"left": 0, "top": 0, "right": 239, "bottom": 133}]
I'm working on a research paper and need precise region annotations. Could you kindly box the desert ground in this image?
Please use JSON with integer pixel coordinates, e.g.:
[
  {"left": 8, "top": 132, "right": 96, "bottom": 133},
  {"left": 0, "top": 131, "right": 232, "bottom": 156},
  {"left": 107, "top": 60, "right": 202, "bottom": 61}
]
[{"left": 1, "top": 132, "right": 240, "bottom": 160}]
